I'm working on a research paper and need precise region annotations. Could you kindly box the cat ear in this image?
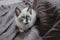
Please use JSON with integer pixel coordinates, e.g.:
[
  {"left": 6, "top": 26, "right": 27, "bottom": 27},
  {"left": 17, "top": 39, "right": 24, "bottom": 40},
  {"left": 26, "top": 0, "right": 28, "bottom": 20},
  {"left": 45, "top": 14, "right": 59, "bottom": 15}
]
[
  {"left": 27, "top": 7, "right": 32, "bottom": 14},
  {"left": 15, "top": 7, "right": 21, "bottom": 17}
]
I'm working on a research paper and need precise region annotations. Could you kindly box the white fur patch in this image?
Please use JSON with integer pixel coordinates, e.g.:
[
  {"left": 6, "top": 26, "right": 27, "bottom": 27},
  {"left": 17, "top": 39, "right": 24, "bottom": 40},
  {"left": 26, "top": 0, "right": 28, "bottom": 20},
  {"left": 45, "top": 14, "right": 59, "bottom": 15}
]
[{"left": 15, "top": 7, "right": 36, "bottom": 32}]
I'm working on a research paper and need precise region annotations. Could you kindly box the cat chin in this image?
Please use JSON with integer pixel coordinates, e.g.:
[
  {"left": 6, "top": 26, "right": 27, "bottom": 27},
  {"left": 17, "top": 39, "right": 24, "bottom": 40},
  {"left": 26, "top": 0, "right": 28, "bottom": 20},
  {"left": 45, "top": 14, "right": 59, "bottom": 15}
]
[
  {"left": 18, "top": 24, "right": 31, "bottom": 31},
  {"left": 19, "top": 29, "right": 24, "bottom": 32}
]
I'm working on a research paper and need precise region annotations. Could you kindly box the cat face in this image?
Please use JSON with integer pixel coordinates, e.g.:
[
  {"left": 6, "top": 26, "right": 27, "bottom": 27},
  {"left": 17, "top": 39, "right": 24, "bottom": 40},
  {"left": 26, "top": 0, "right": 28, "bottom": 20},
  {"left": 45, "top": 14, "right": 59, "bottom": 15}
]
[
  {"left": 15, "top": 7, "right": 32, "bottom": 25},
  {"left": 19, "top": 14, "right": 31, "bottom": 25},
  {"left": 15, "top": 7, "right": 36, "bottom": 32}
]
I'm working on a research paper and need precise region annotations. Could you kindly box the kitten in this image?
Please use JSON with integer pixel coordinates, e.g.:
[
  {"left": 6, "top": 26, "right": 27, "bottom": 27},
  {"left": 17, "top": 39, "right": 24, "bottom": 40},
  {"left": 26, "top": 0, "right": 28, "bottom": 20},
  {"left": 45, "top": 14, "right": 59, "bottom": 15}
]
[{"left": 15, "top": 7, "right": 36, "bottom": 32}]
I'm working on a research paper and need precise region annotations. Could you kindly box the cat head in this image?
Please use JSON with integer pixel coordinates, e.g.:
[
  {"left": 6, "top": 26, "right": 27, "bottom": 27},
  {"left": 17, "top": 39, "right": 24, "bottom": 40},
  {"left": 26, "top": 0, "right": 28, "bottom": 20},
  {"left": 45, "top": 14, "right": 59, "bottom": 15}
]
[
  {"left": 15, "top": 7, "right": 36, "bottom": 32},
  {"left": 15, "top": 7, "right": 32, "bottom": 24}
]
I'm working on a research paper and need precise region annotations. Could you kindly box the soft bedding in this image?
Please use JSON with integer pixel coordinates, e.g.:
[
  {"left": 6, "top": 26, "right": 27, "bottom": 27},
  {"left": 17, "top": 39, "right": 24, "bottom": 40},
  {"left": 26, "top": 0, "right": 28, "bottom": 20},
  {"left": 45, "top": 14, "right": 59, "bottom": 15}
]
[
  {"left": 0, "top": 0, "right": 60, "bottom": 40},
  {"left": 0, "top": 0, "right": 43, "bottom": 40}
]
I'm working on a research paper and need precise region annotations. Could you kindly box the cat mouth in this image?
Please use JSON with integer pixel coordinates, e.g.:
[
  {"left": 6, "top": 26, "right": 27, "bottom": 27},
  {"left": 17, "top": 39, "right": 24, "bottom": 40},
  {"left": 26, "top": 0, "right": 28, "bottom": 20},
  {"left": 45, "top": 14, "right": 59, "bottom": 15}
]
[
  {"left": 23, "top": 23, "right": 29, "bottom": 25},
  {"left": 25, "top": 23, "right": 28, "bottom": 24}
]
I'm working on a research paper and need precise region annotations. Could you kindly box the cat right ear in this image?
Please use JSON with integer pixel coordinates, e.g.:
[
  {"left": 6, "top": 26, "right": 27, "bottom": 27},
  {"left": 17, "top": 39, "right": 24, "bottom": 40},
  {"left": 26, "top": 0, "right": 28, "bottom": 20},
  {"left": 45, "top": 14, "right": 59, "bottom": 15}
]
[{"left": 15, "top": 7, "right": 21, "bottom": 17}]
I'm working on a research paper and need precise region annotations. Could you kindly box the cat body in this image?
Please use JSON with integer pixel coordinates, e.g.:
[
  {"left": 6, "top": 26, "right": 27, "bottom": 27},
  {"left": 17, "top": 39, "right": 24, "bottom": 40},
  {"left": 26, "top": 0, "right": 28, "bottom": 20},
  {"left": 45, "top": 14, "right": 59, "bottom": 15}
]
[{"left": 15, "top": 7, "right": 36, "bottom": 32}]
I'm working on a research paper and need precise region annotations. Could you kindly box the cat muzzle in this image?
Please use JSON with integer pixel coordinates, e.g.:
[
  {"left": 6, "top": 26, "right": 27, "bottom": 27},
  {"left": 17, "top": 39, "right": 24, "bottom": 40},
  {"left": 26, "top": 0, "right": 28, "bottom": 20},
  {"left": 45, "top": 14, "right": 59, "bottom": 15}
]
[{"left": 25, "top": 22, "right": 28, "bottom": 24}]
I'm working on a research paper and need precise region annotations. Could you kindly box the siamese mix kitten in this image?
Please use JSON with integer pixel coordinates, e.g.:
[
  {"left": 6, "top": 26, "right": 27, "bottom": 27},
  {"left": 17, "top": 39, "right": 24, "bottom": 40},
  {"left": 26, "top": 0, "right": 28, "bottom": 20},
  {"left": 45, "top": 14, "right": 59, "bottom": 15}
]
[{"left": 15, "top": 7, "right": 36, "bottom": 32}]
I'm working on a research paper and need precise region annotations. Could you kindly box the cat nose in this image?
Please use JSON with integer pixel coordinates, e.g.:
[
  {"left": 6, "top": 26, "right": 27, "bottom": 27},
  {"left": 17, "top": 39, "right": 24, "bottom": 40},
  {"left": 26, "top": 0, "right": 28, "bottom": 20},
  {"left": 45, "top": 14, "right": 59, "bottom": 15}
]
[{"left": 25, "top": 22, "right": 28, "bottom": 24}]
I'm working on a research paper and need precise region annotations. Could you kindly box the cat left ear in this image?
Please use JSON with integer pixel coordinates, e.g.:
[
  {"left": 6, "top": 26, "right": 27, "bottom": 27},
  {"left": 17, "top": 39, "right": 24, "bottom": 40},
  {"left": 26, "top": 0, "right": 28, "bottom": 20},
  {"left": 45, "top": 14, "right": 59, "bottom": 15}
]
[
  {"left": 27, "top": 7, "right": 32, "bottom": 14},
  {"left": 15, "top": 7, "right": 21, "bottom": 17}
]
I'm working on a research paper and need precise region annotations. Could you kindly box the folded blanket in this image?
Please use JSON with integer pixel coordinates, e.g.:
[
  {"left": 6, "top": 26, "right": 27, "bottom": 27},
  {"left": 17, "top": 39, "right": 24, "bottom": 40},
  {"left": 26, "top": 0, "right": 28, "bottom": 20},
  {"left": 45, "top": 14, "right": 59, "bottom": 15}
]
[{"left": 32, "top": 0, "right": 60, "bottom": 40}]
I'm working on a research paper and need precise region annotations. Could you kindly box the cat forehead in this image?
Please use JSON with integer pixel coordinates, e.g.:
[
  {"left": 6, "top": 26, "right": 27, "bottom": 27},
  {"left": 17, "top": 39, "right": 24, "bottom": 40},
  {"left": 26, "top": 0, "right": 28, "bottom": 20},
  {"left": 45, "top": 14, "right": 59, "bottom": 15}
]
[
  {"left": 21, "top": 8, "right": 30, "bottom": 14},
  {"left": 20, "top": 13, "right": 31, "bottom": 16},
  {"left": 20, "top": 11, "right": 30, "bottom": 15},
  {"left": 22, "top": 7, "right": 28, "bottom": 11}
]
